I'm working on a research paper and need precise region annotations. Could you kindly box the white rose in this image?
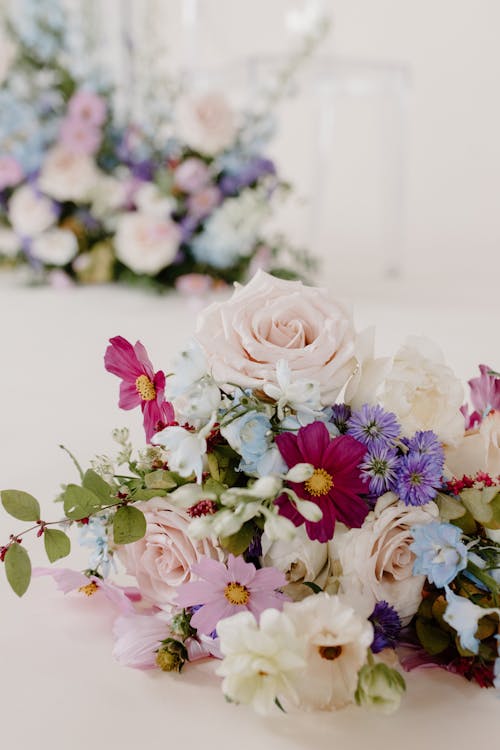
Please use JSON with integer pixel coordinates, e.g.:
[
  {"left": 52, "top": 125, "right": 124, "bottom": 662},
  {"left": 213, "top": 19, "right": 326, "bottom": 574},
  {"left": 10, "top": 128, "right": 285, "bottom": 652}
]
[
  {"left": 177, "top": 92, "right": 237, "bottom": 155},
  {"left": 114, "top": 212, "right": 181, "bottom": 275},
  {"left": 90, "top": 174, "right": 127, "bottom": 220},
  {"left": 261, "top": 526, "right": 330, "bottom": 600},
  {"left": 0, "top": 227, "right": 21, "bottom": 258},
  {"left": 445, "top": 410, "right": 500, "bottom": 477},
  {"left": 349, "top": 336, "right": 464, "bottom": 446},
  {"left": 134, "top": 182, "right": 174, "bottom": 219},
  {"left": 31, "top": 229, "right": 78, "bottom": 266},
  {"left": 8, "top": 185, "right": 55, "bottom": 237},
  {"left": 333, "top": 492, "right": 439, "bottom": 623},
  {"left": 195, "top": 270, "right": 358, "bottom": 405},
  {"left": 38, "top": 145, "right": 100, "bottom": 202}
]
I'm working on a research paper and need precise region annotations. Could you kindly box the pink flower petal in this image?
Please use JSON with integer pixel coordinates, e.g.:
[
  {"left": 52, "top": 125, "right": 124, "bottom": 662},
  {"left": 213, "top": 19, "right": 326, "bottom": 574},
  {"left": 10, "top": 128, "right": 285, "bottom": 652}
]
[
  {"left": 191, "top": 556, "right": 227, "bottom": 584},
  {"left": 275, "top": 430, "right": 303, "bottom": 468},
  {"left": 104, "top": 336, "right": 144, "bottom": 380},
  {"left": 32, "top": 566, "right": 88, "bottom": 593},
  {"left": 297, "top": 421, "right": 330, "bottom": 465},
  {"left": 226, "top": 554, "right": 256, "bottom": 586},
  {"left": 175, "top": 580, "right": 223, "bottom": 608},
  {"left": 190, "top": 599, "right": 236, "bottom": 635},
  {"left": 133, "top": 340, "right": 155, "bottom": 379},
  {"left": 250, "top": 566, "right": 287, "bottom": 591},
  {"left": 119, "top": 380, "right": 141, "bottom": 410}
]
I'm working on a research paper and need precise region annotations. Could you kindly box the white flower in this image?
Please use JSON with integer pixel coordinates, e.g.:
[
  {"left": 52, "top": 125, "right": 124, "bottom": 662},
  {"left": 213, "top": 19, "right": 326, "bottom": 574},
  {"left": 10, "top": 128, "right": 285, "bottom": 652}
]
[
  {"left": 173, "top": 379, "right": 222, "bottom": 424},
  {"left": 90, "top": 174, "right": 126, "bottom": 220},
  {"left": 264, "top": 360, "right": 322, "bottom": 422},
  {"left": 283, "top": 593, "right": 373, "bottom": 711},
  {"left": 177, "top": 91, "right": 237, "bottom": 156},
  {"left": 114, "top": 212, "right": 181, "bottom": 275},
  {"left": 8, "top": 185, "right": 55, "bottom": 237},
  {"left": 216, "top": 609, "right": 307, "bottom": 715},
  {"left": 345, "top": 327, "right": 391, "bottom": 410},
  {"left": 446, "top": 411, "right": 500, "bottom": 478},
  {"left": 134, "top": 182, "right": 174, "bottom": 219},
  {"left": 443, "top": 586, "right": 499, "bottom": 654},
  {"left": 333, "top": 493, "right": 439, "bottom": 623},
  {"left": 38, "top": 145, "right": 100, "bottom": 202},
  {"left": 261, "top": 525, "right": 330, "bottom": 601},
  {"left": 166, "top": 340, "right": 209, "bottom": 398},
  {"left": 31, "top": 229, "right": 78, "bottom": 266},
  {"left": 355, "top": 662, "right": 406, "bottom": 715},
  {"left": 348, "top": 336, "right": 464, "bottom": 446},
  {"left": 0, "top": 227, "right": 21, "bottom": 258},
  {"left": 152, "top": 417, "right": 215, "bottom": 483}
]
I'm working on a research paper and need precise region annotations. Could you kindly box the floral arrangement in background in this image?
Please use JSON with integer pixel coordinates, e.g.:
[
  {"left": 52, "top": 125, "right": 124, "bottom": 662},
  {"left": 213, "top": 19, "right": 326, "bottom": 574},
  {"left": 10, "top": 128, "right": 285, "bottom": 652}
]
[
  {"left": 2, "top": 270, "right": 499, "bottom": 715},
  {"left": 0, "top": 0, "right": 322, "bottom": 292}
]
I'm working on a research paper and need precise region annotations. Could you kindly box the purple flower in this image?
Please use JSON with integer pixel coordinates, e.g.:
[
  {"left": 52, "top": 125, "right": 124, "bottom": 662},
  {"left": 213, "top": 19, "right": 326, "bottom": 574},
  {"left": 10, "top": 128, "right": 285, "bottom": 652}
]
[
  {"left": 369, "top": 601, "right": 402, "bottom": 653},
  {"left": 360, "top": 444, "right": 399, "bottom": 495},
  {"left": 330, "top": 403, "right": 351, "bottom": 434},
  {"left": 347, "top": 404, "right": 400, "bottom": 448},
  {"left": 396, "top": 453, "right": 442, "bottom": 506},
  {"left": 175, "top": 555, "right": 288, "bottom": 636},
  {"left": 405, "top": 430, "right": 444, "bottom": 467},
  {"left": 219, "top": 157, "right": 276, "bottom": 196}
]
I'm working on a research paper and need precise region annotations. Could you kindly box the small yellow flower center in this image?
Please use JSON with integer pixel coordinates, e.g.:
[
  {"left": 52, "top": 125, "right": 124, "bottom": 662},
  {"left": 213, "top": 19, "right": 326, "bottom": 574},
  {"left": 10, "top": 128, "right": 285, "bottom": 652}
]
[
  {"left": 304, "top": 468, "right": 333, "bottom": 497},
  {"left": 318, "top": 645, "right": 343, "bottom": 661},
  {"left": 224, "top": 582, "right": 250, "bottom": 606},
  {"left": 78, "top": 581, "right": 99, "bottom": 597},
  {"left": 135, "top": 374, "right": 156, "bottom": 401}
]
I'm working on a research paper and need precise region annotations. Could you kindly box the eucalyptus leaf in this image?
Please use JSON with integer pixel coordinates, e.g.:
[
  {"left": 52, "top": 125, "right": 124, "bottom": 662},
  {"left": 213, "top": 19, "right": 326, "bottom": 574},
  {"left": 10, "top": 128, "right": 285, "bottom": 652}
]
[
  {"left": 63, "top": 484, "right": 102, "bottom": 520},
  {"left": 82, "top": 470, "right": 113, "bottom": 503},
  {"left": 1, "top": 490, "right": 40, "bottom": 522},
  {"left": 132, "top": 488, "right": 166, "bottom": 501},
  {"left": 144, "top": 470, "right": 178, "bottom": 491},
  {"left": 113, "top": 505, "right": 146, "bottom": 545},
  {"left": 44, "top": 529, "right": 71, "bottom": 563},
  {"left": 5, "top": 543, "right": 31, "bottom": 597},
  {"left": 415, "top": 618, "right": 450, "bottom": 655}
]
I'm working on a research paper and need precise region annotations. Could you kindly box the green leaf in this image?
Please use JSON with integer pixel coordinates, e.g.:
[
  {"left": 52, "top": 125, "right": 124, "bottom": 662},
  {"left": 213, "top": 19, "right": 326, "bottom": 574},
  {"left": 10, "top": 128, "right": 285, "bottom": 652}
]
[
  {"left": 415, "top": 618, "right": 451, "bottom": 655},
  {"left": 220, "top": 522, "right": 255, "bottom": 556},
  {"left": 132, "top": 488, "right": 166, "bottom": 501},
  {"left": 1, "top": 490, "right": 40, "bottom": 522},
  {"left": 435, "top": 492, "right": 466, "bottom": 522},
  {"left": 5, "top": 543, "right": 31, "bottom": 597},
  {"left": 82, "top": 470, "right": 113, "bottom": 503},
  {"left": 43, "top": 529, "right": 71, "bottom": 563},
  {"left": 63, "top": 484, "right": 102, "bottom": 520},
  {"left": 113, "top": 505, "right": 146, "bottom": 545},
  {"left": 144, "top": 470, "right": 178, "bottom": 491}
]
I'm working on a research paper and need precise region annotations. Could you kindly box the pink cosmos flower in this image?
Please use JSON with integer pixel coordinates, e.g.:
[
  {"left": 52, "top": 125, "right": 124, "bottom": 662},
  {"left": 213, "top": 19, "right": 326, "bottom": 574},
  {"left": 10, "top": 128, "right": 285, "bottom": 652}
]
[
  {"left": 275, "top": 421, "right": 368, "bottom": 543},
  {"left": 112, "top": 610, "right": 220, "bottom": 670},
  {"left": 33, "top": 566, "right": 141, "bottom": 614},
  {"left": 59, "top": 117, "right": 102, "bottom": 155},
  {"left": 175, "top": 554, "right": 288, "bottom": 636},
  {"left": 0, "top": 155, "right": 23, "bottom": 190},
  {"left": 104, "top": 336, "right": 175, "bottom": 442},
  {"left": 67, "top": 90, "right": 107, "bottom": 127},
  {"left": 464, "top": 364, "right": 500, "bottom": 427}
]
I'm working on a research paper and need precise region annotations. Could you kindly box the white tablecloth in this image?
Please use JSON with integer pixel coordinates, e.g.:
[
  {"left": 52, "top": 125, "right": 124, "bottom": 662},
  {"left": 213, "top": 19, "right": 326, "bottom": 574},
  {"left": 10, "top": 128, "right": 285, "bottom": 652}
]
[{"left": 1, "top": 273, "right": 499, "bottom": 749}]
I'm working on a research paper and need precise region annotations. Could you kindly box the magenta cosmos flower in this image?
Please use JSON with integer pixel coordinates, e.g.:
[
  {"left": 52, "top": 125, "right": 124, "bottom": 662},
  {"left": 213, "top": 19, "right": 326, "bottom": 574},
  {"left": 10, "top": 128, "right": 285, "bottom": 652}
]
[
  {"left": 104, "top": 336, "right": 174, "bottom": 442},
  {"left": 175, "top": 555, "right": 288, "bottom": 636},
  {"left": 275, "top": 421, "right": 368, "bottom": 543}
]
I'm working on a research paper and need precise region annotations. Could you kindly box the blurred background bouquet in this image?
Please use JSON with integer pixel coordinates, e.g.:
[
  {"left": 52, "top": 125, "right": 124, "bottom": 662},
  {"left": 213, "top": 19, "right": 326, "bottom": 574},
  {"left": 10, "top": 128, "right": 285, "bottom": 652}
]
[{"left": 0, "top": 0, "right": 323, "bottom": 291}]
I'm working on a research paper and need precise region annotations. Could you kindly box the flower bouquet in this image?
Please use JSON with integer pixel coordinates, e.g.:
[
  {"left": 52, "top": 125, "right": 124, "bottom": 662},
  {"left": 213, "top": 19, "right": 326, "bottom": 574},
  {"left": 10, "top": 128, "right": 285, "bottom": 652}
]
[
  {"left": 2, "top": 271, "right": 499, "bottom": 715},
  {"left": 0, "top": 1, "right": 320, "bottom": 291}
]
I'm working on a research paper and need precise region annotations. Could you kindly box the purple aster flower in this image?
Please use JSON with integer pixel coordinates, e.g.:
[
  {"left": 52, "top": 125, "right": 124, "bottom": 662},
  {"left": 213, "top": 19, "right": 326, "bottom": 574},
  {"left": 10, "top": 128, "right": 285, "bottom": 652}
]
[
  {"left": 360, "top": 444, "right": 399, "bottom": 495},
  {"left": 330, "top": 404, "right": 352, "bottom": 434},
  {"left": 175, "top": 554, "right": 288, "bottom": 636},
  {"left": 369, "top": 601, "right": 402, "bottom": 653},
  {"left": 405, "top": 430, "right": 444, "bottom": 467},
  {"left": 347, "top": 404, "right": 401, "bottom": 448},
  {"left": 396, "top": 453, "right": 442, "bottom": 506}
]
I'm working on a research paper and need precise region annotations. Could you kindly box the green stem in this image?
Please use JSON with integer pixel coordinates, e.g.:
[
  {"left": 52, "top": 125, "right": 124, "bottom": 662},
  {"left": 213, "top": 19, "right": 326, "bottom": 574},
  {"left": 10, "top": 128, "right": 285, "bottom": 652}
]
[{"left": 466, "top": 560, "right": 500, "bottom": 601}]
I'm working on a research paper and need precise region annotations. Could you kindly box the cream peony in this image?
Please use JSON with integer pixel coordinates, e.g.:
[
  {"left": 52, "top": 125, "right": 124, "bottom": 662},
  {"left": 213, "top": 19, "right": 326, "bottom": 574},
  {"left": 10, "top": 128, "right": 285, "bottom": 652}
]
[
  {"left": 8, "top": 185, "right": 55, "bottom": 237},
  {"left": 261, "top": 526, "right": 330, "bottom": 601},
  {"left": 38, "top": 145, "right": 100, "bottom": 202},
  {"left": 177, "top": 92, "right": 237, "bottom": 155},
  {"left": 195, "top": 270, "right": 357, "bottom": 405},
  {"left": 31, "top": 229, "right": 78, "bottom": 266},
  {"left": 284, "top": 593, "right": 373, "bottom": 711},
  {"left": 348, "top": 336, "right": 464, "bottom": 446},
  {"left": 117, "top": 497, "right": 220, "bottom": 608},
  {"left": 445, "top": 410, "right": 500, "bottom": 478},
  {"left": 333, "top": 493, "right": 439, "bottom": 623},
  {"left": 114, "top": 212, "right": 181, "bottom": 275}
]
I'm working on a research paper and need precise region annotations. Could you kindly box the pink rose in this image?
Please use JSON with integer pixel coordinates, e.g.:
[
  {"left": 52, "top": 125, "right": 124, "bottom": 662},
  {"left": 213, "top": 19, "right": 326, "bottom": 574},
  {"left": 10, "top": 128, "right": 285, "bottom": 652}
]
[
  {"left": 117, "top": 497, "right": 220, "bottom": 608},
  {"left": 195, "top": 270, "right": 357, "bottom": 405},
  {"left": 177, "top": 92, "right": 237, "bottom": 155}
]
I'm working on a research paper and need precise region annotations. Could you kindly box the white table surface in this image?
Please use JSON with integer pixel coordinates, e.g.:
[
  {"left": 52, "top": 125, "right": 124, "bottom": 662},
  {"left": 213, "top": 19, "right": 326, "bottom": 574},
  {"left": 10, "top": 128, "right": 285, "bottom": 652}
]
[{"left": 1, "top": 271, "right": 499, "bottom": 749}]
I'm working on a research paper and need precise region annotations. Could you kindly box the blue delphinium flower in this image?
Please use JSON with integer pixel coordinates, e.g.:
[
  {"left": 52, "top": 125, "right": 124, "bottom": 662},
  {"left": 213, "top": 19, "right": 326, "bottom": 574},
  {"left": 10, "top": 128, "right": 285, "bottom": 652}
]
[
  {"left": 369, "top": 601, "right": 402, "bottom": 653},
  {"left": 360, "top": 444, "right": 399, "bottom": 495},
  {"left": 330, "top": 403, "right": 351, "bottom": 434},
  {"left": 396, "top": 453, "right": 442, "bottom": 506},
  {"left": 221, "top": 410, "right": 272, "bottom": 474},
  {"left": 347, "top": 404, "right": 400, "bottom": 448},
  {"left": 78, "top": 515, "right": 114, "bottom": 576},
  {"left": 410, "top": 522, "right": 468, "bottom": 588},
  {"left": 404, "top": 430, "right": 445, "bottom": 467}
]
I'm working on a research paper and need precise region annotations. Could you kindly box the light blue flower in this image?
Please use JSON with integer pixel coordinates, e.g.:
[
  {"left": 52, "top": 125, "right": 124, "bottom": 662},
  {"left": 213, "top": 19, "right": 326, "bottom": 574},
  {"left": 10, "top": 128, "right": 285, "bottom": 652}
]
[
  {"left": 78, "top": 516, "right": 114, "bottom": 577},
  {"left": 410, "top": 522, "right": 468, "bottom": 588},
  {"left": 443, "top": 586, "right": 499, "bottom": 654},
  {"left": 221, "top": 411, "right": 272, "bottom": 474}
]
